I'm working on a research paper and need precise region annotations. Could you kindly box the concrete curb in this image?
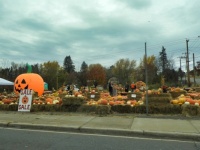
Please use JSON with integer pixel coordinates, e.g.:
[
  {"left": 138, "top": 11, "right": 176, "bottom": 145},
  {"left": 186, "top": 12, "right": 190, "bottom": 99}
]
[
  {"left": 0, "top": 122, "right": 199, "bottom": 141},
  {"left": 0, "top": 122, "right": 80, "bottom": 133},
  {"left": 143, "top": 130, "right": 200, "bottom": 141}
]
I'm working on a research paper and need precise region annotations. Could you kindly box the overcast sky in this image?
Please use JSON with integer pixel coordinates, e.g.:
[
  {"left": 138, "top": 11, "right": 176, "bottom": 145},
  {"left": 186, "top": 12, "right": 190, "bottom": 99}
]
[{"left": 0, "top": 0, "right": 200, "bottom": 71}]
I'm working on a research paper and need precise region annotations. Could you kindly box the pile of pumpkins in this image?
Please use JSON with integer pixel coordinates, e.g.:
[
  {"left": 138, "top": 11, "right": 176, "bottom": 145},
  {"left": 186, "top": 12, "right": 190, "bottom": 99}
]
[
  {"left": 33, "top": 95, "right": 62, "bottom": 105},
  {"left": 86, "top": 92, "right": 144, "bottom": 106},
  {"left": 33, "top": 90, "right": 85, "bottom": 105},
  {"left": 0, "top": 94, "right": 18, "bottom": 105},
  {"left": 170, "top": 94, "right": 200, "bottom": 106},
  {"left": 0, "top": 90, "right": 86, "bottom": 105}
]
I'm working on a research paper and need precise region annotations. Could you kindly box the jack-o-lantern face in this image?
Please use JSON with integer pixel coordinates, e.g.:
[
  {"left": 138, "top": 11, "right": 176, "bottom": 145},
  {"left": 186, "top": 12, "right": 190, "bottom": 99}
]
[
  {"left": 22, "top": 95, "right": 29, "bottom": 104},
  {"left": 14, "top": 73, "right": 44, "bottom": 96}
]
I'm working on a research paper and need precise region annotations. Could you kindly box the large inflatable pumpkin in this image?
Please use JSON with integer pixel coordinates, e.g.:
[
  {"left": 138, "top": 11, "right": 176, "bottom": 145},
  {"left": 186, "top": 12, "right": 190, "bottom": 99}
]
[{"left": 14, "top": 73, "right": 44, "bottom": 96}]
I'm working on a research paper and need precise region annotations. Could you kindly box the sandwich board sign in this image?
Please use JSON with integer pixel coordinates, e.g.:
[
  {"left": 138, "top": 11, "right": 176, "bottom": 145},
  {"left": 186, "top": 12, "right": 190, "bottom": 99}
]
[{"left": 18, "top": 89, "right": 33, "bottom": 112}]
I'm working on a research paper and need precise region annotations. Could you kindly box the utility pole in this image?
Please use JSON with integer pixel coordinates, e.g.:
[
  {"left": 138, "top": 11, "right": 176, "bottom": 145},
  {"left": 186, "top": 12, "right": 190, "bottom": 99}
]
[
  {"left": 145, "top": 42, "right": 148, "bottom": 115},
  {"left": 193, "top": 53, "right": 196, "bottom": 86},
  {"left": 186, "top": 39, "right": 190, "bottom": 87}
]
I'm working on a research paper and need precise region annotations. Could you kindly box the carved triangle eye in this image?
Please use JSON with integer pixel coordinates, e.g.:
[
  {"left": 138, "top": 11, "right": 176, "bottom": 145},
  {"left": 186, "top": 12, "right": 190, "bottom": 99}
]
[
  {"left": 15, "top": 80, "right": 18, "bottom": 84},
  {"left": 21, "top": 79, "right": 26, "bottom": 84}
]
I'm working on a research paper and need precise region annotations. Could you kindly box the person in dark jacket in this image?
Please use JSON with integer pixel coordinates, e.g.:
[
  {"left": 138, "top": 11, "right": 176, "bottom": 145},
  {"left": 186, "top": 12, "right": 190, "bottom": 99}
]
[
  {"left": 124, "top": 82, "right": 129, "bottom": 92},
  {"left": 108, "top": 81, "right": 113, "bottom": 96}
]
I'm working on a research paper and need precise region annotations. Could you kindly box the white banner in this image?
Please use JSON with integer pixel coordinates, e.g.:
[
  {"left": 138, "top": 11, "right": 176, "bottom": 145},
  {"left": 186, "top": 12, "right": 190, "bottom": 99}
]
[{"left": 18, "top": 89, "right": 33, "bottom": 112}]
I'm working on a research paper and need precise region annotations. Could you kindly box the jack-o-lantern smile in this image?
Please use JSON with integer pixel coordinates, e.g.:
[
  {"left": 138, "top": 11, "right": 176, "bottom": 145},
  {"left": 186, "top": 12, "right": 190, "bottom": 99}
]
[{"left": 14, "top": 73, "right": 44, "bottom": 96}]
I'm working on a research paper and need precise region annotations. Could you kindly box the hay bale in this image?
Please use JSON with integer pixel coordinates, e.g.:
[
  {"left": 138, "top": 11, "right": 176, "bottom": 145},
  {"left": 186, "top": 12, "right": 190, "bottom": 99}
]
[
  {"left": 144, "top": 93, "right": 172, "bottom": 105},
  {"left": 111, "top": 105, "right": 132, "bottom": 113},
  {"left": 60, "top": 105, "right": 72, "bottom": 112},
  {"left": 77, "top": 104, "right": 111, "bottom": 116},
  {"left": 146, "top": 97, "right": 172, "bottom": 104},
  {"left": 148, "top": 93, "right": 171, "bottom": 97},
  {"left": 95, "top": 105, "right": 111, "bottom": 116},
  {"left": 0, "top": 104, "right": 9, "bottom": 111},
  {"left": 147, "top": 104, "right": 182, "bottom": 114},
  {"left": 77, "top": 104, "right": 98, "bottom": 113},
  {"left": 60, "top": 105, "right": 80, "bottom": 112},
  {"left": 182, "top": 104, "right": 199, "bottom": 116},
  {"left": 132, "top": 105, "right": 146, "bottom": 114},
  {"left": 62, "top": 97, "right": 86, "bottom": 105},
  {"left": 169, "top": 91, "right": 187, "bottom": 99},
  {"left": 44, "top": 104, "right": 61, "bottom": 112},
  {"left": 0, "top": 104, "right": 18, "bottom": 111},
  {"left": 8, "top": 104, "right": 18, "bottom": 111},
  {"left": 30, "top": 104, "right": 45, "bottom": 112}
]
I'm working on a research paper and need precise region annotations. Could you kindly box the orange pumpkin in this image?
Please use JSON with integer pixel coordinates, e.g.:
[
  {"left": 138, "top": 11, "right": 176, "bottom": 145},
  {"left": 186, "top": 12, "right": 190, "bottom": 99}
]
[
  {"left": 186, "top": 98, "right": 195, "bottom": 105},
  {"left": 74, "top": 92, "right": 79, "bottom": 97},
  {"left": 98, "top": 99, "right": 108, "bottom": 105},
  {"left": 45, "top": 97, "right": 53, "bottom": 104},
  {"left": 2, "top": 99, "right": 13, "bottom": 104},
  {"left": 14, "top": 73, "right": 44, "bottom": 96},
  {"left": 114, "top": 100, "right": 125, "bottom": 105},
  {"left": 109, "top": 101, "right": 115, "bottom": 106}
]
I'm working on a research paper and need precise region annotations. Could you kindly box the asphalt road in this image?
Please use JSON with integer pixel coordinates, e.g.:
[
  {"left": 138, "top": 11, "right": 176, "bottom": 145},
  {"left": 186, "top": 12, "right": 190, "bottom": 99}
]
[{"left": 0, "top": 127, "right": 199, "bottom": 150}]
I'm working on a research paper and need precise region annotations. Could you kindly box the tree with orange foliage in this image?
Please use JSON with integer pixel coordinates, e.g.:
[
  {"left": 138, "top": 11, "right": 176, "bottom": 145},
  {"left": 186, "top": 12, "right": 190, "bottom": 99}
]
[{"left": 87, "top": 64, "right": 106, "bottom": 86}]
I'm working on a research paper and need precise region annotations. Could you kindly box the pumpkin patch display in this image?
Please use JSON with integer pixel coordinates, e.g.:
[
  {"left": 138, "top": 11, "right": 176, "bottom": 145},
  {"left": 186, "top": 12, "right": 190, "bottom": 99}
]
[{"left": 14, "top": 73, "right": 44, "bottom": 96}]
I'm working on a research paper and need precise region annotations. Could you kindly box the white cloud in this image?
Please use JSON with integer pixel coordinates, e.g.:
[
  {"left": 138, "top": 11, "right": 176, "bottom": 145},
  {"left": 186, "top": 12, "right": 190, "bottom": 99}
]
[{"left": 0, "top": 0, "right": 200, "bottom": 70}]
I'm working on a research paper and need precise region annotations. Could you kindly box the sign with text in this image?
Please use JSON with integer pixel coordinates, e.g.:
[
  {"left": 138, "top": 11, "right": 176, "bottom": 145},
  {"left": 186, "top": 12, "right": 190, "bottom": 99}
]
[
  {"left": 131, "top": 94, "right": 136, "bottom": 98},
  {"left": 18, "top": 89, "right": 33, "bottom": 112},
  {"left": 90, "top": 95, "right": 95, "bottom": 98}
]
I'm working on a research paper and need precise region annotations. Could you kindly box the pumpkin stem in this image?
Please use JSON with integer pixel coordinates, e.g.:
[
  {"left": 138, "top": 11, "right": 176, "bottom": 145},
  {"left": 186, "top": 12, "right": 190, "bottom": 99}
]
[{"left": 26, "top": 63, "right": 32, "bottom": 73}]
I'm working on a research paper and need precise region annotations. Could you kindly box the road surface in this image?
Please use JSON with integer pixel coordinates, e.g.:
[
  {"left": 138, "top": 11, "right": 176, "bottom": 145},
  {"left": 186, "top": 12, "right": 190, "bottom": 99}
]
[{"left": 0, "top": 127, "right": 199, "bottom": 150}]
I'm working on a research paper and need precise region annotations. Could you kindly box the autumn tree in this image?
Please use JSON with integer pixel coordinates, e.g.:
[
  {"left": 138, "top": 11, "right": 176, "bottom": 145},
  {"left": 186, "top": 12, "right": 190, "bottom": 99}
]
[
  {"left": 87, "top": 64, "right": 106, "bottom": 86},
  {"left": 40, "top": 61, "right": 62, "bottom": 90},
  {"left": 136, "top": 55, "right": 158, "bottom": 84},
  {"left": 112, "top": 58, "right": 136, "bottom": 84}
]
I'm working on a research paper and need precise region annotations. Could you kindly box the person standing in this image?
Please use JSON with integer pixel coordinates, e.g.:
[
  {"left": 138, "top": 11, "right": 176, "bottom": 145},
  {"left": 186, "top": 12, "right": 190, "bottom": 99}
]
[
  {"left": 94, "top": 80, "right": 98, "bottom": 88},
  {"left": 162, "top": 85, "right": 168, "bottom": 93},
  {"left": 124, "top": 82, "right": 129, "bottom": 92},
  {"left": 130, "top": 82, "right": 136, "bottom": 92},
  {"left": 108, "top": 81, "right": 113, "bottom": 96}
]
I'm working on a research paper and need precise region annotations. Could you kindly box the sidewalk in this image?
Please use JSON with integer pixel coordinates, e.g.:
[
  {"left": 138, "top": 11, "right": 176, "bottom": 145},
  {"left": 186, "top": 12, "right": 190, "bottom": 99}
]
[{"left": 0, "top": 111, "right": 200, "bottom": 141}]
